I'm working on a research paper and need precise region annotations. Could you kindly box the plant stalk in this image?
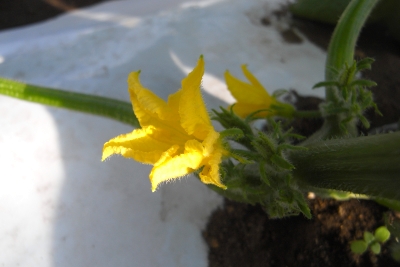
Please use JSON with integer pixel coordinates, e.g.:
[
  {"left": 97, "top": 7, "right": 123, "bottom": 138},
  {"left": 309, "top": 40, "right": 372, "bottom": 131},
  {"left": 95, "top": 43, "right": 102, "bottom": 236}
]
[
  {"left": 325, "top": 0, "right": 378, "bottom": 89},
  {"left": 306, "top": 0, "right": 379, "bottom": 141},
  {"left": 0, "top": 77, "right": 139, "bottom": 127},
  {"left": 290, "top": 132, "right": 400, "bottom": 201}
]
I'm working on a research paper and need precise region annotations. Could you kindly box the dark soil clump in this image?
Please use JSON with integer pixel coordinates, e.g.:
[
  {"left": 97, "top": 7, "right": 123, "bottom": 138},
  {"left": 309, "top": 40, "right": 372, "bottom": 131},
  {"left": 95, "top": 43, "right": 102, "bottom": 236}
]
[{"left": 204, "top": 198, "right": 398, "bottom": 267}]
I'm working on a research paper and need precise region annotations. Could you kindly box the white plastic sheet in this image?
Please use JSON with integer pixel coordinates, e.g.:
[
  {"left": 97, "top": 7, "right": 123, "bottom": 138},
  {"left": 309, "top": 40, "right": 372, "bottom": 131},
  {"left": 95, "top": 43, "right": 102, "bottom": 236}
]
[{"left": 0, "top": 0, "right": 325, "bottom": 266}]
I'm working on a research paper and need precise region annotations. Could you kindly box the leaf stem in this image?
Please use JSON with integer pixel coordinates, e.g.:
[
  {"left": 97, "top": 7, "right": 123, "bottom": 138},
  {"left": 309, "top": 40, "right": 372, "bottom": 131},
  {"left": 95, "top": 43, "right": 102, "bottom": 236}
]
[{"left": 0, "top": 77, "right": 139, "bottom": 127}]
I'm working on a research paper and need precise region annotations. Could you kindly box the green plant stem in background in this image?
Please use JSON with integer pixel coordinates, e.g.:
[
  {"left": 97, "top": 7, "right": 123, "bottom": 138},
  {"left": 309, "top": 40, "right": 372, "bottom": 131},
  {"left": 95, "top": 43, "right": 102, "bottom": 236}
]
[
  {"left": 306, "top": 0, "right": 379, "bottom": 140},
  {"left": 290, "top": 132, "right": 400, "bottom": 201},
  {"left": 325, "top": 0, "right": 378, "bottom": 84},
  {"left": 290, "top": 0, "right": 400, "bottom": 43},
  {"left": 0, "top": 77, "right": 139, "bottom": 127}
]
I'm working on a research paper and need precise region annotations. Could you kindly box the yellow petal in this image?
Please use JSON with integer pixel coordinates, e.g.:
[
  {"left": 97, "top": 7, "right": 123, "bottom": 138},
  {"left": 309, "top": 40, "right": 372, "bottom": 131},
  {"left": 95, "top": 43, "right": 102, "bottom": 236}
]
[
  {"left": 128, "top": 72, "right": 190, "bottom": 144},
  {"left": 165, "top": 89, "right": 182, "bottom": 125},
  {"left": 102, "top": 126, "right": 172, "bottom": 164},
  {"left": 225, "top": 70, "right": 270, "bottom": 105},
  {"left": 241, "top": 65, "right": 270, "bottom": 96},
  {"left": 199, "top": 149, "right": 226, "bottom": 189},
  {"left": 128, "top": 71, "right": 183, "bottom": 129},
  {"left": 150, "top": 139, "right": 205, "bottom": 191},
  {"left": 128, "top": 71, "right": 169, "bottom": 126},
  {"left": 230, "top": 103, "right": 274, "bottom": 118},
  {"left": 179, "top": 56, "right": 212, "bottom": 140},
  {"left": 201, "top": 128, "right": 220, "bottom": 158}
]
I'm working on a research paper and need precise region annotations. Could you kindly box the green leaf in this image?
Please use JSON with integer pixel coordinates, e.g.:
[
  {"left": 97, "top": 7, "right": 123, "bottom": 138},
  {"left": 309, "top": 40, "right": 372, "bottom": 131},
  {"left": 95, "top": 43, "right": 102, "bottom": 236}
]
[
  {"left": 285, "top": 133, "right": 306, "bottom": 140},
  {"left": 211, "top": 107, "right": 254, "bottom": 143},
  {"left": 312, "top": 81, "right": 341, "bottom": 89},
  {"left": 220, "top": 128, "right": 244, "bottom": 140},
  {"left": 351, "top": 240, "right": 368, "bottom": 254},
  {"left": 259, "top": 162, "right": 270, "bottom": 186},
  {"left": 349, "top": 79, "right": 377, "bottom": 87},
  {"left": 341, "top": 85, "right": 349, "bottom": 100},
  {"left": 230, "top": 149, "right": 257, "bottom": 163},
  {"left": 270, "top": 155, "right": 295, "bottom": 170},
  {"left": 245, "top": 109, "right": 272, "bottom": 122},
  {"left": 374, "top": 226, "right": 391, "bottom": 243},
  {"left": 293, "top": 191, "right": 312, "bottom": 219},
  {"left": 372, "top": 103, "right": 383, "bottom": 116},
  {"left": 356, "top": 57, "right": 375, "bottom": 71},
  {"left": 364, "top": 231, "right": 375, "bottom": 244},
  {"left": 370, "top": 242, "right": 381, "bottom": 254},
  {"left": 358, "top": 115, "right": 371, "bottom": 129}
]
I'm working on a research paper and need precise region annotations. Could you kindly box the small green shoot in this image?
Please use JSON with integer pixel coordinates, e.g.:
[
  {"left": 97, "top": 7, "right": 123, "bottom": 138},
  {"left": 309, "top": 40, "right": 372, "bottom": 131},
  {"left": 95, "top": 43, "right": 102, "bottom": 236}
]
[{"left": 351, "top": 226, "right": 391, "bottom": 255}]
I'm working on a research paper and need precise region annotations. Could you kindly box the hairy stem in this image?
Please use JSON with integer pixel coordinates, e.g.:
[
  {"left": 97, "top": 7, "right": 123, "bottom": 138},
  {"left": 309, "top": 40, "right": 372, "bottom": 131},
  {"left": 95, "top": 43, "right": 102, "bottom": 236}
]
[
  {"left": 325, "top": 0, "right": 378, "bottom": 87},
  {"left": 290, "top": 132, "right": 400, "bottom": 201},
  {"left": 0, "top": 77, "right": 139, "bottom": 127},
  {"left": 307, "top": 0, "right": 379, "bottom": 141}
]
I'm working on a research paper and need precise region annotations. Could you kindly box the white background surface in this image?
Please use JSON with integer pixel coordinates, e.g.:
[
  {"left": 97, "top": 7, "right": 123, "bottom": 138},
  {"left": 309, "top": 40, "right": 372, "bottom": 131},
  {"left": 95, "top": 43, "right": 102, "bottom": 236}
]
[{"left": 0, "top": 0, "right": 326, "bottom": 266}]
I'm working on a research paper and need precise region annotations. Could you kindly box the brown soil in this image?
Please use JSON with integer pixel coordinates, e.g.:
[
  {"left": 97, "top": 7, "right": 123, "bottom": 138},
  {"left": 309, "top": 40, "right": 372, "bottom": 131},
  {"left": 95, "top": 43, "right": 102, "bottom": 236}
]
[
  {"left": 203, "top": 13, "right": 400, "bottom": 267},
  {"left": 204, "top": 199, "right": 396, "bottom": 267}
]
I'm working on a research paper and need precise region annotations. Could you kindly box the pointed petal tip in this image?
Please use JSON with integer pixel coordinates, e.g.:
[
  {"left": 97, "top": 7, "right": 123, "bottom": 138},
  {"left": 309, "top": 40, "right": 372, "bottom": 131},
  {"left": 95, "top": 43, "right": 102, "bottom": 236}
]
[
  {"left": 101, "top": 151, "right": 111, "bottom": 162},
  {"left": 128, "top": 70, "right": 141, "bottom": 80},
  {"left": 151, "top": 180, "right": 160, "bottom": 192}
]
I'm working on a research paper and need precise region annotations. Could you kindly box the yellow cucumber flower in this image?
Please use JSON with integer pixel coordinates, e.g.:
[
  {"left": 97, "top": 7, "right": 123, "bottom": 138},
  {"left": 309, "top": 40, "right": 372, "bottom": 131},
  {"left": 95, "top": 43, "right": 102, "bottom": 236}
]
[
  {"left": 225, "top": 65, "right": 294, "bottom": 118},
  {"left": 102, "top": 57, "right": 227, "bottom": 192}
]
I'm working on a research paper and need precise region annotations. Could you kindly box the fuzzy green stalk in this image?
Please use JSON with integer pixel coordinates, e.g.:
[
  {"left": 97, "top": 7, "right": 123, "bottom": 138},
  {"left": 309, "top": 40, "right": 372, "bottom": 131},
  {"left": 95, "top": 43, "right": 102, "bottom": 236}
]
[
  {"left": 325, "top": 0, "right": 378, "bottom": 94},
  {"left": 290, "top": 132, "right": 400, "bottom": 201},
  {"left": 0, "top": 77, "right": 139, "bottom": 127},
  {"left": 310, "top": 0, "right": 379, "bottom": 140}
]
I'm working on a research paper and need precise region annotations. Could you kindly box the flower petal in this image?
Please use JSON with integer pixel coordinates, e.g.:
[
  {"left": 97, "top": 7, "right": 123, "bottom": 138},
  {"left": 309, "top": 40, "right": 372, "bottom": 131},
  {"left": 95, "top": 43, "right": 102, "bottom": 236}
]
[
  {"left": 241, "top": 65, "right": 270, "bottom": 96},
  {"left": 165, "top": 89, "right": 182, "bottom": 125},
  {"left": 128, "top": 72, "right": 189, "bottom": 143},
  {"left": 102, "top": 126, "right": 172, "bottom": 164},
  {"left": 150, "top": 139, "right": 205, "bottom": 191},
  {"left": 225, "top": 70, "right": 270, "bottom": 105},
  {"left": 179, "top": 56, "right": 212, "bottom": 140},
  {"left": 230, "top": 103, "right": 274, "bottom": 118},
  {"left": 128, "top": 71, "right": 169, "bottom": 126},
  {"left": 201, "top": 128, "right": 220, "bottom": 157},
  {"left": 199, "top": 149, "right": 226, "bottom": 189}
]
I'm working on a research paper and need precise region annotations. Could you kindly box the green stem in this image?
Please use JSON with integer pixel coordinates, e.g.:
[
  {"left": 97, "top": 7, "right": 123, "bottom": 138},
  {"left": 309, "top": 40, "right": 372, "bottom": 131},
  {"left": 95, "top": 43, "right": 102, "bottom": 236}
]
[
  {"left": 0, "top": 77, "right": 139, "bottom": 127},
  {"left": 308, "top": 0, "right": 379, "bottom": 141},
  {"left": 325, "top": 0, "right": 378, "bottom": 86},
  {"left": 290, "top": 132, "right": 400, "bottom": 201}
]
